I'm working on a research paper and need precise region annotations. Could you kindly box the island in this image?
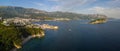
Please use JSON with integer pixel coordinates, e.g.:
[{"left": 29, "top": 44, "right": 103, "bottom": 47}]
[{"left": 89, "top": 18, "right": 107, "bottom": 24}]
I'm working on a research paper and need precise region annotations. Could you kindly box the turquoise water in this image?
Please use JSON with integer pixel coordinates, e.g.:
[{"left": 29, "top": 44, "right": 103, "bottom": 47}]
[{"left": 21, "top": 20, "right": 120, "bottom": 51}]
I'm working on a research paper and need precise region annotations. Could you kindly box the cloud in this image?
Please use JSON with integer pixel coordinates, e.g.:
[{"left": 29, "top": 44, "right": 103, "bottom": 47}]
[
  {"left": 88, "top": 7, "right": 120, "bottom": 18},
  {"left": 106, "top": 0, "right": 120, "bottom": 8},
  {"left": 49, "top": 0, "right": 120, "bottom": 18},
  {"left": 49, "top": 0, "right": 59, "bottom": 2},
  {"left": 32, "top": 0, "right": 120, "bottom": 19},
  {"left": 49, "top": 0, "right": 120, "bottom": 12},
  {"left": 49, "top": 0, "right": 97, "bottom": 11},
  {"left": 35, "top": 3, "right": 44, "bottom": 6},
  {"left": 32, "top": 2, "right": 44, "bottom": 6},
  {"left": 51, "top": 6, "right": 61, "bottom": 11}
]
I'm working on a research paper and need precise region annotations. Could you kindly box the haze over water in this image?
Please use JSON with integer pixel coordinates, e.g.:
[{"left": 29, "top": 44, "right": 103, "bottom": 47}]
[{"left": 21, "top": 20, "right": 120, "bottom": 51}]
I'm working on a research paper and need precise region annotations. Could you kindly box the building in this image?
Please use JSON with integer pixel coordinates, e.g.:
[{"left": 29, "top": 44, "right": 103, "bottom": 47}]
[{"left": 0, "top": 17, "right": 2, "bottom": 21}]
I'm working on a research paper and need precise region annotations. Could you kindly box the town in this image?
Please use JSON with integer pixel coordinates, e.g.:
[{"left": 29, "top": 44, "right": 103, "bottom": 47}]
[{"left": 0, "top": 17, "right": 59, "bottom": 30}]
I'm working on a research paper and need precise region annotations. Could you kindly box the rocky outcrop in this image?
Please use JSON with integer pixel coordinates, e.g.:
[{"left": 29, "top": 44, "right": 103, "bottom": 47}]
[{"left": 89, "top": 18, "right": 107, "bottom": 24}]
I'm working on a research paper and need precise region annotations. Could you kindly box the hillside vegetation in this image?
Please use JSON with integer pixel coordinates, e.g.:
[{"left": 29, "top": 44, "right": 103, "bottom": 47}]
[{"left": 0, "top": 21, "right": 43, "bottom": 51}]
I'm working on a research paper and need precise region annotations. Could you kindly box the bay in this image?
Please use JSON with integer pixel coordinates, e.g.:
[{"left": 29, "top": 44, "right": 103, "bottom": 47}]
[{"left": 21, "top": 20, "right": 120, "bottom": 51}]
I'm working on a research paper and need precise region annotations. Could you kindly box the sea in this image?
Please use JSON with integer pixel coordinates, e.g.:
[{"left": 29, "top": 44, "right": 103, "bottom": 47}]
[{"left": 20, "top": 19, "right": 120, "bottom": 51}]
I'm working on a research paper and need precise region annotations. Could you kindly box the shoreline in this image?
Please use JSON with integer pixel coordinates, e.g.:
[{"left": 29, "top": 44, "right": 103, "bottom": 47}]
[{"left": 11, "top": 32, "right": 45, "bottom": 51}]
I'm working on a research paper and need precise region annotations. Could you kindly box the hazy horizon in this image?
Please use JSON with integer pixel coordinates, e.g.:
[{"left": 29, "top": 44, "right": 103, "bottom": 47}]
[{"left": 0, "top": 0, "right": 120, "bottom": 19}]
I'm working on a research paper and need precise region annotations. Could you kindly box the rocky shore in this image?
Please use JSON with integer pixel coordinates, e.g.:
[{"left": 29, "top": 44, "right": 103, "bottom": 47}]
[{"left": 11, "top": 31, "right": 45, "bottom": 51}]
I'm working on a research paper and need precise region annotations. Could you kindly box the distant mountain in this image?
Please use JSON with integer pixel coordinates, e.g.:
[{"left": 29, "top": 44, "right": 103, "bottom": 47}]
[
  {"left": 0, "top": 6, "right": 47, "bottom": 18},
  {"left": 47, "top": 11, "right": 107, "bottom": 19},
  {"left": 0, "top": 6, "right": 107, "bottom": 19}
]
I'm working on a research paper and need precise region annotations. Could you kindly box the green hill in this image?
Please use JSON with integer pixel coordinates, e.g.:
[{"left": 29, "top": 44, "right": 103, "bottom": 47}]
[{"left": 0, "top": 21, "right": 44, "bottom": 51}]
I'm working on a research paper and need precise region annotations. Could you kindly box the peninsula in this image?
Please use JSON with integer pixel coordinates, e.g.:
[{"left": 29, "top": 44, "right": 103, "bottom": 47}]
[{"left": 0, "top": 18, "right": 45, "bottom": 51}]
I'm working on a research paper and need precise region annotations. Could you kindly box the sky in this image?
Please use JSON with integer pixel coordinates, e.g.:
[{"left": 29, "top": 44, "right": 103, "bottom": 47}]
[{"left": 0, "top": 0, "right": 120, "bottom": 18}]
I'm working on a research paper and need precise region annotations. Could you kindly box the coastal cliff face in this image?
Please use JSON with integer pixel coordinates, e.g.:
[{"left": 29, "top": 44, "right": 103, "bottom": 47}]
[{"left": 0, "top": 21, "right": 44, "bottom": 51}]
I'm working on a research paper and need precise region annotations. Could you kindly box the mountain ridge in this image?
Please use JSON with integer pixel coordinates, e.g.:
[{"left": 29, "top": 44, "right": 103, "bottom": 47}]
[{"left": 0, "top": 6, "right": 107, "bottom": 19}]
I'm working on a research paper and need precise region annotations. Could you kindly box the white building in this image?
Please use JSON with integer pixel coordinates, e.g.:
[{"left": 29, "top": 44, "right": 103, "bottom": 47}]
[{"left": 0, "top": 17, "right": 2, "bottom": 21}]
